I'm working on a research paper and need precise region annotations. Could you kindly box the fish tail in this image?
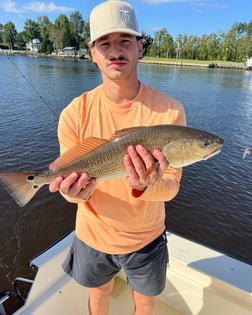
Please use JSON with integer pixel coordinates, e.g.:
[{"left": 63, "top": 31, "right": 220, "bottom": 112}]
[{"left": 0, "top": 172, "right": 46, "bottom": 207}]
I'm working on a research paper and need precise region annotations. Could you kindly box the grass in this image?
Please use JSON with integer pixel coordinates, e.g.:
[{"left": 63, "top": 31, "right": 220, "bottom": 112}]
[{"left": 141, "top": 56, "right": 244, "bottom": 66}]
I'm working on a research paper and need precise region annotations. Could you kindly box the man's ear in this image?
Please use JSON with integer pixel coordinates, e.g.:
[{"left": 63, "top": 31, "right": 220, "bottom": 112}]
[
  {"left": 137, "top": 39, "right": 144, "bottom": 58},
  {"left": 89, "top": 46, "right": 96, "bottom": 62}
]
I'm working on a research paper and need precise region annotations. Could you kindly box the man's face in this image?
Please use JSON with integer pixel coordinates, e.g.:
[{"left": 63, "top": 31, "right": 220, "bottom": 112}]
[{"left": 90, "top": 33, "right": 143, "bottom": 82}]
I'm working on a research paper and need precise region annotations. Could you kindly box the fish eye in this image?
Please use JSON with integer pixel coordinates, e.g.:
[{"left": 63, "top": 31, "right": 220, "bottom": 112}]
[{"left": 201, "top": 140, "right": 209, "bottom": 148}]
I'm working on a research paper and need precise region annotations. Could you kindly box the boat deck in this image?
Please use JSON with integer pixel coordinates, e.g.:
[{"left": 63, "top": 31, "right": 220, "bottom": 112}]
[
  {"left": 13, "top": 232, "right": 181, "bottom": 315},
  {"left": 13, "top": 232, "right": 252, "bottom": 315}
]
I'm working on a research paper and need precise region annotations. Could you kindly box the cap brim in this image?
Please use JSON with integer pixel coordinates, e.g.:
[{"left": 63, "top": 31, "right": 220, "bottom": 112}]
[{"left": 89, "top": 28, "right": 142, "bottom": 45}]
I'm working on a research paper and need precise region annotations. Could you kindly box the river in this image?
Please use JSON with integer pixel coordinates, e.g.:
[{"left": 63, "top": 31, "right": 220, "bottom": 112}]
[{"left": 0, "top": 54, "right": 252, "bottom": 313}]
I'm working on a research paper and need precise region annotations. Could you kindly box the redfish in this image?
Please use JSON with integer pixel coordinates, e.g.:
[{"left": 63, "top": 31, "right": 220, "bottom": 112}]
[{"left": 0, "top": 125, "right": 223, "bottom": 207}]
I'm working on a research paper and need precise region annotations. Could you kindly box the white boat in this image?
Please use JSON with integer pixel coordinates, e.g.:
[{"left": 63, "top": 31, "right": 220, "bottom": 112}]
[{"left": 1, "top": 231, "right": 252, "bottom": 315}]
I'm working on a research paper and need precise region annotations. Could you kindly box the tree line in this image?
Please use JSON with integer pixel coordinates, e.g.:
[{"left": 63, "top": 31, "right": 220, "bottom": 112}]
[
  {"left": 152, "top": 22, "right": 252, "bottom": 62},
  {"left": 1, "top": 11, "right": 252, "bottom": 62},
  {"left": 0, "top": 12, "right": 89, "bottom": 53}
]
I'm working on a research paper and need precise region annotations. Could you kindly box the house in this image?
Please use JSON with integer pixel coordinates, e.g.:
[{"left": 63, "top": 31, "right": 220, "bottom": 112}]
[
  {"left": 245, "top": 57, "right": 252, "bottom": 70},
  {"left": 26, "top": 39, "right": 41, "bottom": 52}
]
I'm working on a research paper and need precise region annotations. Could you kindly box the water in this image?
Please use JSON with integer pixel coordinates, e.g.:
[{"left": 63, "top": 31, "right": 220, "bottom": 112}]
[{"left": 0, "top": 55, "right": 251, "bottom": 313}]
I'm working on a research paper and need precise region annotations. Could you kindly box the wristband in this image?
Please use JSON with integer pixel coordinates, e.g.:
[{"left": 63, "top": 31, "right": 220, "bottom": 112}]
[{"left": 132, "top": 187, "right": 147, "bottom": 198}]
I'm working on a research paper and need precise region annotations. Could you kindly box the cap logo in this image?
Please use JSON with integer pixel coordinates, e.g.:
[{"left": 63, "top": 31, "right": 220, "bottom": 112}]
[{"left": 120, "top": 6, "right": 131, "bottom": 24}]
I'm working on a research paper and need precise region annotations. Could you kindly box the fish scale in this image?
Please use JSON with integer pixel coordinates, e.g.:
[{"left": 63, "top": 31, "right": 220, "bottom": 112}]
[{"left": 64, "top": 127, "right": 162, "bottom": 179}]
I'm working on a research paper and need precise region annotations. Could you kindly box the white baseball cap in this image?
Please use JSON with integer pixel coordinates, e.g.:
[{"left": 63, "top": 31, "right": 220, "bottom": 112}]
[{"left": 89, "top": 0, "right": 142, "bottom": 45}]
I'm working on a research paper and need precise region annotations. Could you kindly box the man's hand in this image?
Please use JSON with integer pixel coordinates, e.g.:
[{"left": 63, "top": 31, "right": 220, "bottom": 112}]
[
  {"left": 123, "top": 145, "right": 169, "bottom": 191},
  {"left": 49, "top": 172, "right": 97, "bottom": 200}
]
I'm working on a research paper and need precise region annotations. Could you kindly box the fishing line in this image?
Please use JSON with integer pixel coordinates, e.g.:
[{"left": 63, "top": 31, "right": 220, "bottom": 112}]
[{"left": 7, "top": 56, "right": 58, "bottom": 122}]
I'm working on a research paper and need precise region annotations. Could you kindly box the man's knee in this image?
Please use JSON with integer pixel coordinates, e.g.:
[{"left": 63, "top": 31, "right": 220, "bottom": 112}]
[
  {"left": 90, "top": 279, "right": 114, "bottom": 303},
  {"left": 133, "top": 291, "right": 156, "bottom": 315}
]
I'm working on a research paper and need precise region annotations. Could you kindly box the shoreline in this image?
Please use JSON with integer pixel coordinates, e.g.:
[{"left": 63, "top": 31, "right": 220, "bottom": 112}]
[
  {"left": 0, "top": 49, "right": 249, "bottom": 70},
  {"left": 139, "top": 59, "right": 247, "bottom": 70}
]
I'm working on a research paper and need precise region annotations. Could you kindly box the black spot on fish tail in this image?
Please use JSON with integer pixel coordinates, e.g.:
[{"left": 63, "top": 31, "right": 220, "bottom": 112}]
[
  {"left": 0, "top": 172, "right": 46, "bottom": 207},
  {"left": 27, "top": 175, "right": 35, "bottom": 181}
]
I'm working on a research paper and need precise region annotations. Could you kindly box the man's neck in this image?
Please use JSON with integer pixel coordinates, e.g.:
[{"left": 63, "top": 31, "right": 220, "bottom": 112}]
[{"left": 102, "top": 77, "right": 140, "bottom": 104}]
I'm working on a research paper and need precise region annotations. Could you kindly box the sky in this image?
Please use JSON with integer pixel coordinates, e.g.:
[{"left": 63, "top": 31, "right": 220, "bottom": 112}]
[{"left": 0, "top": 0, "right": 251, "bottom": 38}]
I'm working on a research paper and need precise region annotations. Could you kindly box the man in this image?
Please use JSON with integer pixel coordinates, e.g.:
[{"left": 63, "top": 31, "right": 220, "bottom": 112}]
[{"left": 49, "top": 1, "right": 186, "bottom": 314}]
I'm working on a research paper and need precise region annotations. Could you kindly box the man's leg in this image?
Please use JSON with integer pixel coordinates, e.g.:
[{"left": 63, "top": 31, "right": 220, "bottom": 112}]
[
  {"left": 133, "top": 290, "right": 156, "bottom": 315},
  {"left": 88, "top": 278, "right": 114, "bottom": 315}
]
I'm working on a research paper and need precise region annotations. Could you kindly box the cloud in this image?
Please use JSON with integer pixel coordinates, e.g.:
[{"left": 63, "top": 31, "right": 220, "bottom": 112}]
[
  {"left": 143, "top": 0, "right": 229, "bottom": 10},
  {"left": 23, "top": 1, "right": 74, "bottom": 13},
  {"left": 0, "top": 1, "right": 74, "bottom": 14},
  {"left": 0, "top": 0, "right": 21, "bottom": 13}
]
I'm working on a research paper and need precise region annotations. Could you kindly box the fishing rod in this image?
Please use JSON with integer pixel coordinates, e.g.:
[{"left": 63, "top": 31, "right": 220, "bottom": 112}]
[{"left": 7, "top": 56, "right": 58, "bottom": 122}]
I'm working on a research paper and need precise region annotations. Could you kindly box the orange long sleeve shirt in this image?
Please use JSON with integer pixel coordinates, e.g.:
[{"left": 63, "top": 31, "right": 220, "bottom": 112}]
[{"left": 58, "top": 83, "right": 186, "bottom": 254}]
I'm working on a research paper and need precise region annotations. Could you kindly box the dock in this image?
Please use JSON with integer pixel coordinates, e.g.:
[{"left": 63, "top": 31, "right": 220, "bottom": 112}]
[{"left": 140, "top": 59, "right": 248, "bottom": 70}]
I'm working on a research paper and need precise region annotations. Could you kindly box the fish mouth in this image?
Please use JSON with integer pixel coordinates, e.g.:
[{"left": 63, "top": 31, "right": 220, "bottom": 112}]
[{"left": 203, "top": 147, "right": 222, "bottom": 160}]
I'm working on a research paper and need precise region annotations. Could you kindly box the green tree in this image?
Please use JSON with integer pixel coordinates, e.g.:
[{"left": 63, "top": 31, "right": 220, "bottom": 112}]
[
  {"left": 205, "top": 33, "right": 221, "bottom": 60},
  {"left": 151, "top": 28, "right": 172, "bottom": 57},
  {"left": 2, "top": 21, "right": 17, "bottom": 49},
  {"left": 197, "top": 34, "right": 208, "bottom": 60},
  {"left": 246, "top": 21, "right": 252, "bottom": 37},
  {"left": 188, "top": 35, "right": 200, "bottom": 59},
  {"left": 81, "top": 20, "right": 90, "bottom": 47},
  {"left": 69, "top": 11, "right": 84, "bottom": 50},
  {"left": 244, "top": 21, "right": 252, "bottom": 57},
  {"left": 15, "top": 32, "right": 26, "bottom": 49},
  {"left": 50, "top": 14, "right": 71, "bottom": 51},
  {"left": 37, "top": 16, "right": 53, "bottom": 53},
  {"left": 23, "top": 19, "right": 40, "bottom": 43},
  {"left": 0, "top": 23, "right": 3, "bottom": 42},
  {"left": 164, "top": 33, "right": 173, "bottom": 58}
]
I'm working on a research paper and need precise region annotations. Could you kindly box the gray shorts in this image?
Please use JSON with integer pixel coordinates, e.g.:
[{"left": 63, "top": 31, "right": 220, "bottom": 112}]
[{"left": 62, "top": 231, "right": 168, "bottom": 296}]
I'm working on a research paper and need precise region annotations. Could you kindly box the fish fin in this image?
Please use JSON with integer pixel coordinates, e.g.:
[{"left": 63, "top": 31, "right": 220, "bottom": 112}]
[
  {"left": 111, "top": 126, "right": 146, "bottom": 140},
  {"left": 143, "top": 161, "right": 160, "bottom": 179},
  {"left": 49, "top": 137, "right": 108, "bottom": 170},
  {"left": 0, "top": 172, "right": 45, "bottom": 207}
]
